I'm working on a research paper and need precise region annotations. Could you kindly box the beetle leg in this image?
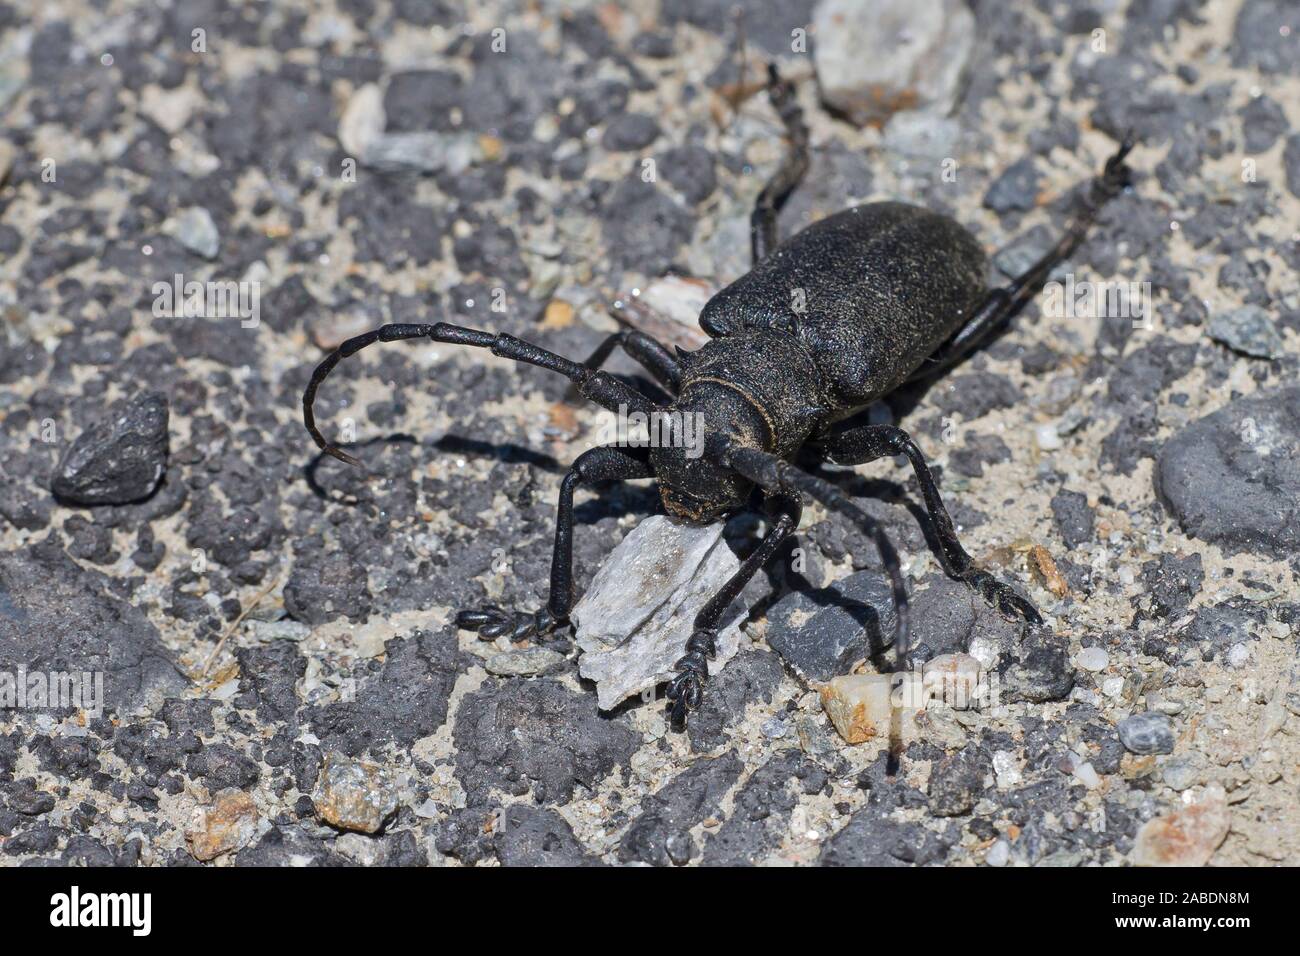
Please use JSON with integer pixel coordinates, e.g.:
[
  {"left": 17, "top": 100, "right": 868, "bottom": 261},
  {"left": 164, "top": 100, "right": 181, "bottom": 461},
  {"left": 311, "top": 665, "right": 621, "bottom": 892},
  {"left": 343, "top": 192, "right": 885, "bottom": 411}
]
[
  {"left": 667, "top": 494, "right": 801, "bottom": 731},
  {"left": 577, "top": 329, "right": 682, "bottom": 395},
  {"left": 750, "top": 63, "right": 810, "bottom": 265},
  {"left": 817, "top": 424, "right": 1044, "bottom": 628},
  {"left": 457, "top": 444, "right": 653, "bottom": 642},
  {"left": 908, "top": 132, "right": 1137, "bottom": 383},
  {"left": 726, "top": 446, "right": 912, "bottom": 655}
]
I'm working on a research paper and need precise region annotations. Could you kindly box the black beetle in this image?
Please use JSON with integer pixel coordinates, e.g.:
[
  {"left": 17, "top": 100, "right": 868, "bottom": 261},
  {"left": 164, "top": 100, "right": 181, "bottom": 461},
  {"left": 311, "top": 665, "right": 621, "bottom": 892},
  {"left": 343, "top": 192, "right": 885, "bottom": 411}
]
[{"left": 304, "top": 66, "right": 1134, "bottom": 729}]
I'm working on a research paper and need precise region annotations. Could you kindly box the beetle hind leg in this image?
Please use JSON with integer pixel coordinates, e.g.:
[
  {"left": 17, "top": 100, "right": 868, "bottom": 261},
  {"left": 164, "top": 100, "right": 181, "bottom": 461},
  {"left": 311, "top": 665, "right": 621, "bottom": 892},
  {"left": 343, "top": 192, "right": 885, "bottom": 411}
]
[
  {"left": 749, "top": 64, "right": 810, "bottom": 265},
  {"left": 907, "top": 133, "right": 1137, "bottom": 384}
]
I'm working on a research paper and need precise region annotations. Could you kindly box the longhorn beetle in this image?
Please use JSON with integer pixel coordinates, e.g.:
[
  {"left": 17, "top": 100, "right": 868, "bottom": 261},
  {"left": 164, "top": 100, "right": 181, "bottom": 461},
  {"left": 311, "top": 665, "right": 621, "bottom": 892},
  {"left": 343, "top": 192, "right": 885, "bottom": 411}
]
[{"left": 304, "top": 65, "right": 1135, "bottom": 730}]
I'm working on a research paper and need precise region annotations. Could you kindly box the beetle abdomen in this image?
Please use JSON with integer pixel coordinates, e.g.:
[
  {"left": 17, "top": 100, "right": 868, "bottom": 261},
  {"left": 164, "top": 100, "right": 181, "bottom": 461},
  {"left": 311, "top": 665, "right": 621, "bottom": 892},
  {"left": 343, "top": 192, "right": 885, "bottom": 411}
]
[{"left": 698, "top": 201, "right": 988, "bottom": 411}]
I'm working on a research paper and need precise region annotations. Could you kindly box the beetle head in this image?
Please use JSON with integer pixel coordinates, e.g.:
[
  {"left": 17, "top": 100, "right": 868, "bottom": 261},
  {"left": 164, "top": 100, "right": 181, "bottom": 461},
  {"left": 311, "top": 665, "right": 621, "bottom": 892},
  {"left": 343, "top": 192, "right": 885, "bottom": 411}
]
[{"left": 651, "top": 383, "right": 769, "bottom": 524}]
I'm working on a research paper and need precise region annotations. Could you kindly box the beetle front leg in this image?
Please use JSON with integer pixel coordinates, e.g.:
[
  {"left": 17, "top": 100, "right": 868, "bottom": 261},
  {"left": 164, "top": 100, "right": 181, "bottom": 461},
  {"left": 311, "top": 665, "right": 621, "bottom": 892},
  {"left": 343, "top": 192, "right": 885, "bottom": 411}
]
[
  {"left": 667, "top": 494, "right": 800, "bottom": 730},
  {"left": 817, "top": 424, "right": 1044, "bottom": 628},
  {"left": 456, "top": 444, "right": 653, "bottom": 642},
  {"left": 577, "top": 328, "right": 682, "bottom": 395}
]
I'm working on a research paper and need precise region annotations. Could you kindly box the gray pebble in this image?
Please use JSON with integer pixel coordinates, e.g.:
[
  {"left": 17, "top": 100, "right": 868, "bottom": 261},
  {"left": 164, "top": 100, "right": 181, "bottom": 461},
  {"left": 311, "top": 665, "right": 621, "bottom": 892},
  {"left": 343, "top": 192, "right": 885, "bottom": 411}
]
[
  {"left": 1117, "top": 711, "right": 1176, "bottom": 755},
  {"left": 484, "top": 646, "right": 566, "bottom": 677},
  {"left": 1155, "top": 385, "right": 1300, "bottom": 559},
  {"left": 984, "top": 158, "right": 1040, "bottom": 213},
  {"left": 1208, "top": 305, "right": 1284, "bottom": 359},
  {"left": 52, "top": 392, "right": 169, "bottom": 506}
]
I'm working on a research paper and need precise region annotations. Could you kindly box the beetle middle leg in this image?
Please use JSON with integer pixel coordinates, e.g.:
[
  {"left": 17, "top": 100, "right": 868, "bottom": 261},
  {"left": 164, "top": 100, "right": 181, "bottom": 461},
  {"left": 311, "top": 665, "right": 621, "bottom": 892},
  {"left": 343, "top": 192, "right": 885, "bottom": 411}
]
[
  {"left": 457, "top": 444, "right": 653, "bottom": 642},
  {"left": 908, "top": 134, "right": 1136, "bottom": 383},
  {"left": 667, "top": 493, "right": 801, "bottom": 730},
  {"left": 816, "top": 424, "right": 1044, "bottom": 628}
]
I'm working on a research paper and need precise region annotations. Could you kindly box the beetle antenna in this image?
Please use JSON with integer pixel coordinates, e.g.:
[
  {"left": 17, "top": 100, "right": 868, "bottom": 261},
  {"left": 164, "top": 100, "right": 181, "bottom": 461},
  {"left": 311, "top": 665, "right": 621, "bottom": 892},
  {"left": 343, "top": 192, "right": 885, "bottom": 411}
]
[
  {"left": 724, "top": 445, "right": 910, "bottom": 656},
  {"left": 304, "top": 322, "right": 659, "bottom": 466}
]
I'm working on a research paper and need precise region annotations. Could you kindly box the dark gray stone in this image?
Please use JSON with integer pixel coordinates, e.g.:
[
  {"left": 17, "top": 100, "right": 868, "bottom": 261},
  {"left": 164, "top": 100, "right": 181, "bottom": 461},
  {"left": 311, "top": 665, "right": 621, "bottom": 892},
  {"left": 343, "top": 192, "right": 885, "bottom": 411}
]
[
  {"left": 1286, "top": 134, "right": 1300, "bottom": 200},
  {"left": 687, "top": 651, "right": 784, "bottom": 753},
  {"left": 1116, "top": 712, "right": 1175, "bottom": 755},
  {"left": 766, "top": 570, "right": 898, "bottom": 681},
  {"left": 453, "top": 678, "right": 640, "bottom": 806},
  {"left": 237, "top": 642, "right": 306, "bottom": 726},
  {"left": 932, "top": 372, "right": 1022, "bottom": 420},
  {"left": 0, "top": 540, "right": 186, "bottom": 714},
  {"left": 950, "top": 433, "right": 1010, "bottom": 478},
  {"left": 186, "top": 743, "right": 261, "bottom": 789},
  {"left": 983, "top": 158, "right": 1040, "bottom": 213},
  {"left": 600, "top": 178, "right": 694, "bottom": 276},
  {"left": 601, "top": 112, "right": 661, "bottom": 151},
  {"left": 660, "top": 144, "right": 717, "bottom": 205},
  {"left": 1003, "top": 631, "right": 1074, "bottom": 703},
  {"left": 1050, "top": 489, "right": 1094, "bottom": 550},
  {"left": 1231, "top": 0, "right": 1299, "bottom": 75},
  {"left": 819, "top": 805, "right": 952, "bottom": 866},
  {"left": 383, "top": 69, "right": 463, "bottom": 133},
  {"left": 702, "top": 749, "right": 823, "bottom": 866},
  {"left": 928, "top": 746, "right": 991, "bottom": 817},
  {"left": 51, "top": 392, "right": 168, "bottom": 506},
  {"left": 435, "top": 807, "right": 497, "bottom": 864},
  {"left": 1240, "top": 94, "right": 1288, "bottom": 153},
  {"left": 0, "top": 478, "right": 51, "bottom": 532},
  {"left": 909, "top": 572, "right": 1024, "bottom": 663},
  {"left": 1183, "top": 602, "right": 1263, "bottom": 659},
  {"left": 1138, "top": 552, "right": 1203, "bottom": 620},
  {"left": 619, "top": 750, "right": 743, "bottom": 866},
  {"left": 1208, "top": 305, "right": 1285, "bottom": 359},
  {"left": 1155, "top": 386, "right": 1300, "bottom": 559},
  {"left": 661, "top": 0, "right": 816, "bottom": 56},
  {"left": 308, "top": 630, "right": 463, "bottom": 755},
  {"left": 495, "top": 805, "right": 595, "bottom": 866},
  {"left": 284, "top": 550, "right": 373, "bottom": 625},
  {"left": 234, "top": 825, "right": 352, "bottom": 867}
]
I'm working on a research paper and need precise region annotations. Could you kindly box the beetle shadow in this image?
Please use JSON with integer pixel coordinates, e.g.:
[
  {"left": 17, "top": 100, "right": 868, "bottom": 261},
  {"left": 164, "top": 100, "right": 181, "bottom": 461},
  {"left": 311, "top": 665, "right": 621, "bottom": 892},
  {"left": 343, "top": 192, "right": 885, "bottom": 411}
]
[
  {"left": 795, "top": 449, "right": 953, "bottom": 578},
  {"left": 573, "top": 481, "right": 661, "bottom": 525},
  {"left": 431, "top": 433, "right": 566, "bottom": 473},
  {"left": 303, "top": 434, "right": 418, "bottom": 500},
  {"left": 303, "top": 432, "right": 569, "bottom": 502}
]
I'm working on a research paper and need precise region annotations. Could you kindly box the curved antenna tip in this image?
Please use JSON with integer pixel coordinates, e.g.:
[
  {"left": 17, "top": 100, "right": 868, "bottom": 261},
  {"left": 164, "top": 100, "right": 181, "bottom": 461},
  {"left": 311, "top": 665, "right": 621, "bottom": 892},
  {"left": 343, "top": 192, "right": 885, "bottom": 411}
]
[{"left": 324, "top": 445, "right": 361, "bottom": 467}]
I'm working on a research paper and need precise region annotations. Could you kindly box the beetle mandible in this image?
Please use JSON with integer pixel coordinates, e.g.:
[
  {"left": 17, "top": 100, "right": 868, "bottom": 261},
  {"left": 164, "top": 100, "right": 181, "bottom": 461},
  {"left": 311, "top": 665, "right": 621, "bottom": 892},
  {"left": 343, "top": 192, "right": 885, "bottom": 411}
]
[{"left": 303, "top": 65, "right": 1135, "bottom": 730}]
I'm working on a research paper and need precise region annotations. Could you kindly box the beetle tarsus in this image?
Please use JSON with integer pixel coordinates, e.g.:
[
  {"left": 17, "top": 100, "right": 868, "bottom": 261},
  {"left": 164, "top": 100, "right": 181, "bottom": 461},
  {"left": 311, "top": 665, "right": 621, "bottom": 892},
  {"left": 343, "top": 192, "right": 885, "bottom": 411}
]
[
  {"left": 960, "top": 567, "right": 1044, "bottom": 628},
  {"left": 456, "top": 606, "right": 563, "bottom": 642},
  {"left": 667, "top": 628, "right": 717, "bottom": 731}
]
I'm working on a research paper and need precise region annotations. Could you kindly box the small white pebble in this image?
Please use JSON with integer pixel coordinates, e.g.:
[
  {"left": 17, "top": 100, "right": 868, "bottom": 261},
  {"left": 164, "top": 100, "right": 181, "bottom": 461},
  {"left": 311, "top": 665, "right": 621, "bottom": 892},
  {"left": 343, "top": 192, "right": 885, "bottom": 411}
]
[
  {"left": 993, "top": 751, "right": 1022, "bottom": 788},
  {"left": 1035, "top": 423, "right": 1062, "bottom": 451},
  {"left": 1076, "top": 646, "right": 1109, "bottom": 672},
  {"left": 1073, "top": 761, "right": 1101, "bottom": 789},
  {"left": 1102, "top": 676, "right": 1125, "bottom": 697},
  {"left": 985, "top": 840, "right": 1010, "bottom": 867},
  {"left": 1227, "top": 642, "right": 1251, "bottom": 668}
]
